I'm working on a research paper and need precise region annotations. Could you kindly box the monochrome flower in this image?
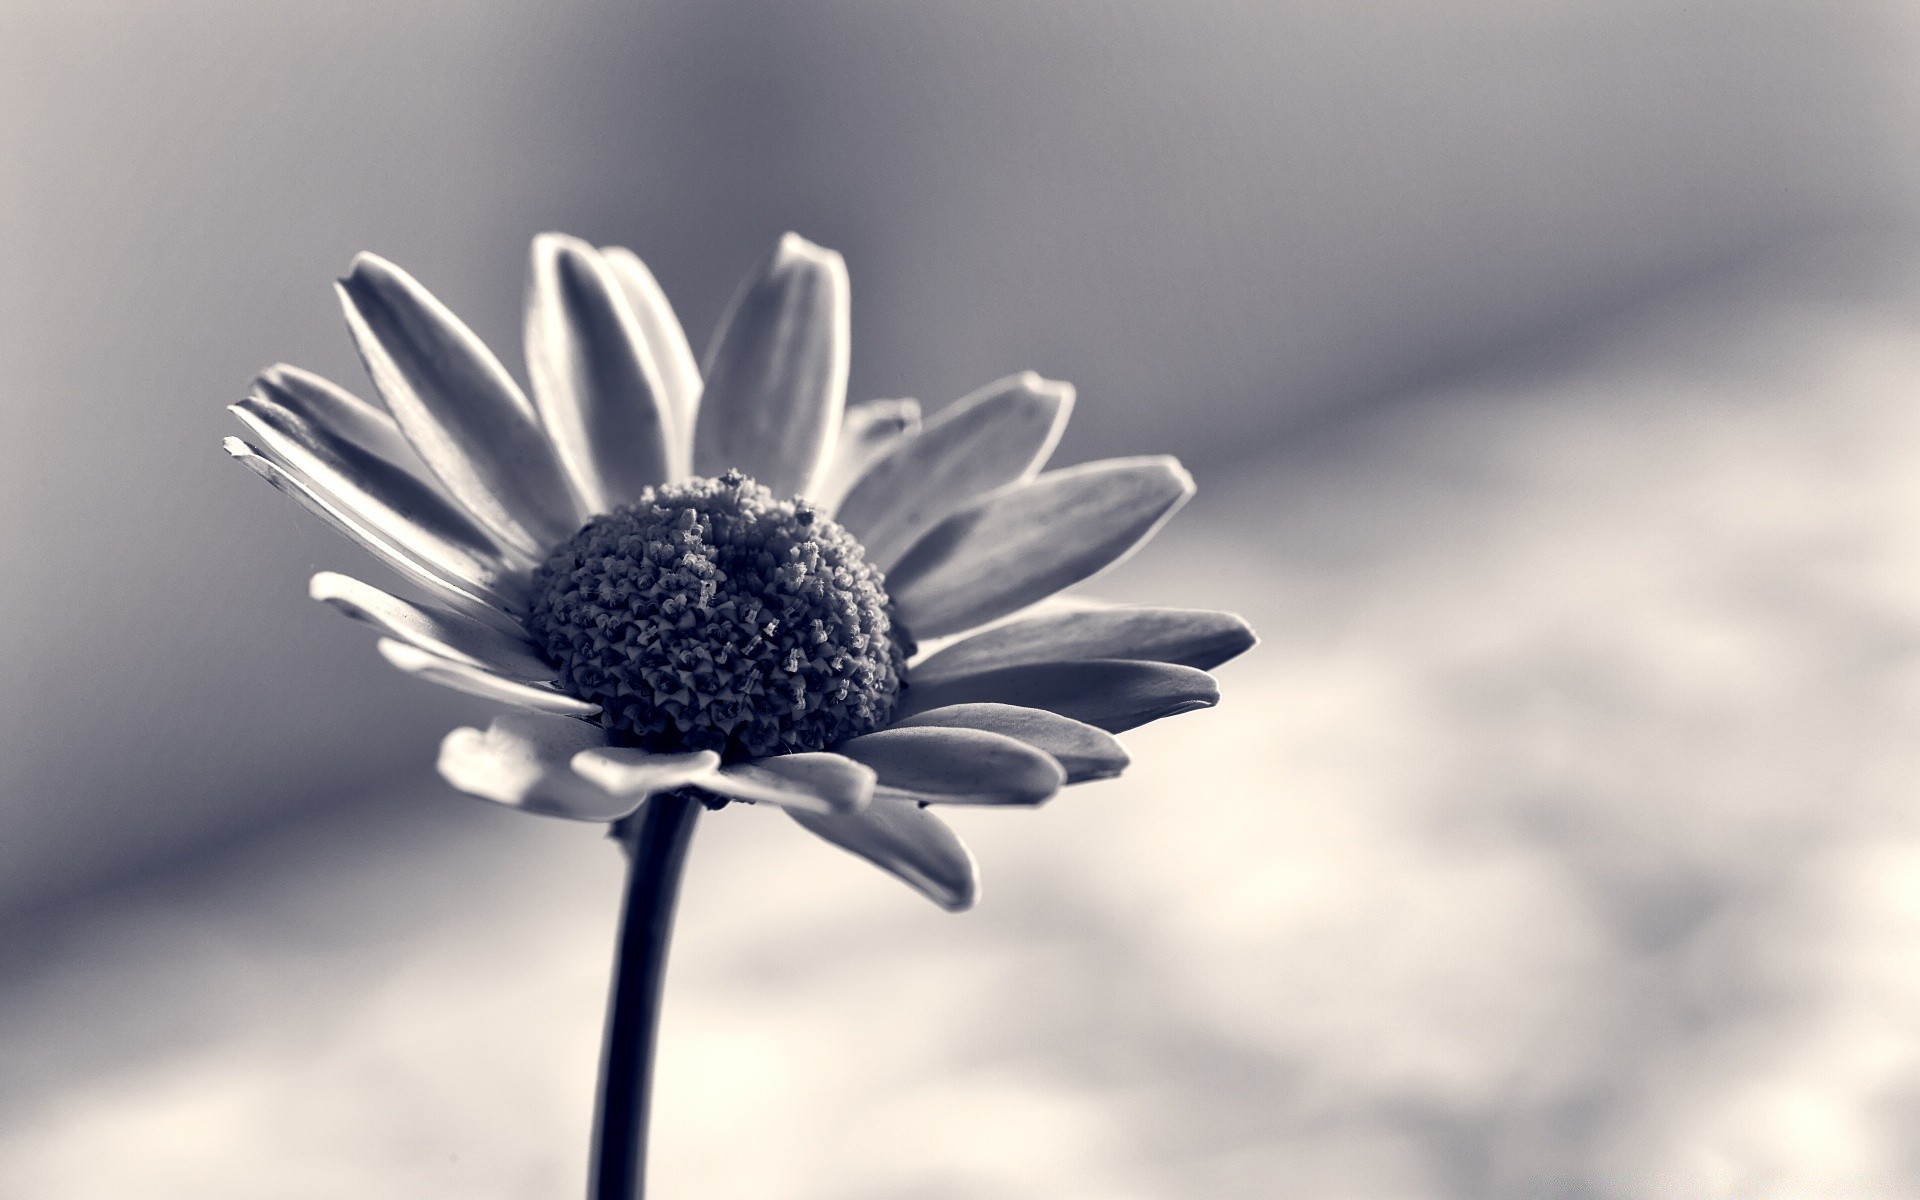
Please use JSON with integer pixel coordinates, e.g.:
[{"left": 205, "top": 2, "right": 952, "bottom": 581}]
[{"left": 225, "top": 231, "right": 1253, "bottom": 910}]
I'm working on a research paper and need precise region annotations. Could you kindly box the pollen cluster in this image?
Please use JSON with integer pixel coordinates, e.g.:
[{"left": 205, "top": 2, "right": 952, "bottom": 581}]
[{"left": 526, "top": 472, "right": 910, "bottom": 760}]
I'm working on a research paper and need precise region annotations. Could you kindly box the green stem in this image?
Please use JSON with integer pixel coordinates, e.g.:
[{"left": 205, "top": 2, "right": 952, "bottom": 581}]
[{"left": 589, "top": 793, "right": 701, "bottom": 1200}]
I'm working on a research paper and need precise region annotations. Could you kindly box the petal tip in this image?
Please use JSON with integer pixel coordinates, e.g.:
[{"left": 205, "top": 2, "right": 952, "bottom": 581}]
[
  {"left": 1170, "top": 696, "right": 1218, "bottom": 718},
  {"left": 1158, "top": 455, "right": 1198, "bottom": 500},
  {"left": 374, "top": 636, "right": 428, "bottom": 669},
  {"left": 532, "top": 229, "right": 588, "bottom": 252},
  {"left": 531, "top": 231, "right": 600, "bottom": 279},
  {"left": 341, "top": 249, "right": 397, "bottom": 282},
  {"left": 1021, "top": 371, "right": 1076, "bottom": 406},
  {"left": 336, "top": 253, "right": 417, "bottom": 314},
  {"left": 434, "top": 724, "right": 481, "bottom": 776},
  {"left": 307, "top": 571, "right": 348, "bottom": 602},
  {"left": 943, "top": 858, "right": 981, "bottom": 913},
  {"left": 253, "top": 362, "right": 319, "bottom": 397},
  {"left": 1222, "top": 615, "right": 1260, "bottom": 663},
  {"left": 775, "top": 230, "right": 843, "bottom": 269}
]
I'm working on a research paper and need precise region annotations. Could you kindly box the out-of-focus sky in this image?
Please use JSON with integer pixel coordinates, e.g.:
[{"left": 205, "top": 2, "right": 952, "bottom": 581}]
[{"left": 5, "top": 2, "right": 1920, "bottom": 1196}]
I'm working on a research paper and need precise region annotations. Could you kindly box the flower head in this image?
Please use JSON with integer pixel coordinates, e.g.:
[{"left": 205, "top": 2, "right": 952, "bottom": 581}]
[{"left": 226, "top": 231, "right": 1254, "bottom": 910}]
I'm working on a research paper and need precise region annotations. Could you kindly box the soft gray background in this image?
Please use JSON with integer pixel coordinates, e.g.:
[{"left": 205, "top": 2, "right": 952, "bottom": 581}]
[{"left": 5, "top": 2, "right": 1920, "bottom": 1196}]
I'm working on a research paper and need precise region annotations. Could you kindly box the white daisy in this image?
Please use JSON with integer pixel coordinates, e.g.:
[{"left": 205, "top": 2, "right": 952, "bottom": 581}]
[{"left": 225, "top": 231, "right": 1254, "bottom": 912}]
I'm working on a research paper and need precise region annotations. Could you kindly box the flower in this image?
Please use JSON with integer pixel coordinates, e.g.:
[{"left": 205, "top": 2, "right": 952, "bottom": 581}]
[{"left": 225, "top": 231, "right": 1254, "bottom": 911}]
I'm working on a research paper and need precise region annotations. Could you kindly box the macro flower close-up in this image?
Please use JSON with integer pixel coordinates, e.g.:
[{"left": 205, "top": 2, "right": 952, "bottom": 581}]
[
  {"left": 225, "top": 230, "right": 1252, "bottom": 909},
  {"left": 12, "top": 6, "right": 1920, "bottom": 1197},
  {"left": 219, "top": 227, "right": 1252, "bottom": 1195}
]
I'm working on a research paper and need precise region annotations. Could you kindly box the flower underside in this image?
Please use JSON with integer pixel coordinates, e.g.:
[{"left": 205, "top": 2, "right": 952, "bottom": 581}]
[{"left": 526, "top": 471, "right": 910, "bottom": 762}]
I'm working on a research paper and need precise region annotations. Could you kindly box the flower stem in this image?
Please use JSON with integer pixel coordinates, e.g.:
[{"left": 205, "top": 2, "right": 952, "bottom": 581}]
[{"left": 590, "top": 792, "right": 701, "bottom": 1200}]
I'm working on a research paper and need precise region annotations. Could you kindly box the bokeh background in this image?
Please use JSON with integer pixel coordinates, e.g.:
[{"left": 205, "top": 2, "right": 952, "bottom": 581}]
[{"left": 5, "top": 1, "right": 1920, "bottom": 1196}]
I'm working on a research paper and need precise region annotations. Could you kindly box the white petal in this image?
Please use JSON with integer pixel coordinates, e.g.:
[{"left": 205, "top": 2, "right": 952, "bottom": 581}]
[
  {"left": 693, "top": 233, "right": 849, "bottom": 499},
  {"left": 836, "top": 726, "right": 1064, "bottom": 806},
  {"left": 525, "top": 234, "right": 676, "bottom": 515},
  {"left": 904, "top": 592, "right": 1117, "bottom": 663},
  {"left": 835, "top": 372, "right": 1073, "bottom": 569},
  {"left": 699, "top": 753, "right": 875, "bottom": 815},
  {"left": 253, "top": 363, "right": 431, "bottom": 478},
  {"left": 309, "top": 572, "right": 552, "bottom": 681},
  {"left": 570, "top": 745, "right": 722, "bottom": 797},
  {"left": 437, "top": 715, "right": 635, "bottom": 821},
  {"left": 893, "top": 703, "right": 1129, "bottom": 784},
  {"left": 888, "top": 456, "right": 1195, "bottom": 638},
  {"left": 377, "top": 639, "right": 599, "bottom": 716},
  {"left": 816, "top": 398, "right": 921, "bottom": 512},
  {"left": 898, "top": 658, "right": 1218, "bottom": 733},
  {"left": 788, "top": 800, "right": 978, "bottom": 912},
  {"left": 233, "top": 380, "right": 530, "bottom": 604},
  {"left": 601, "top": 245, "right": 702, "bottom": 479},
  {"left": 224, "top": 437, "right": 523, "bottom": 632},
  {"left": 912, "top": 605, "right": 1256, "bottom": 684},
  {"left": 337, "top": 252, "right": 581, "bottom": 557}
]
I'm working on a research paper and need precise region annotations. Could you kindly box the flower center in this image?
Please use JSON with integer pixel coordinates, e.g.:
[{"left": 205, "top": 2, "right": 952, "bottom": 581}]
[{"left": 525, "top": 471, "right": 910, "bottom": 761}]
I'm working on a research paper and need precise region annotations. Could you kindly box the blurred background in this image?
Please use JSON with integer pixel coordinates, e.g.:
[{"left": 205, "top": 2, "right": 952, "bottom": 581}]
[{"left": 5, "top": 1, "right": 1920, "bottom": 1195}]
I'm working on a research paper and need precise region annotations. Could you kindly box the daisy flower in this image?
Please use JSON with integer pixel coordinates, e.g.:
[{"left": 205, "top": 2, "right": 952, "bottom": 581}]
[{"left": 224, "top": 231, "right": 1253, "bottom": 1196}]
